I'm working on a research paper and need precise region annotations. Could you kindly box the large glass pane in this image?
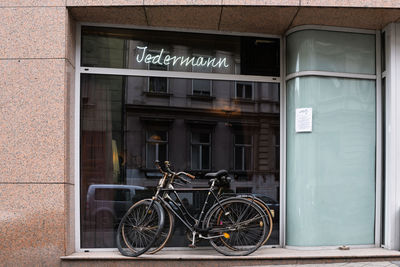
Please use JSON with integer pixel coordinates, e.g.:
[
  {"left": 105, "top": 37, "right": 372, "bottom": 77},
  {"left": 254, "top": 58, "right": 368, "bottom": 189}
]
[
  {"left": 81, "top": 26, "right": 280, "bottom": 76},
  {"left": 287, "top": 30, "right": 375, "bottom": 75},
  {"left": 80, "top": 74, "right": 124, "bottom": 248},
  {"left": 286, "top": 76, "right": 376, "bottom": 246},
  {"left": 80, "top": 74, "right": 280, "bottom": 248}
]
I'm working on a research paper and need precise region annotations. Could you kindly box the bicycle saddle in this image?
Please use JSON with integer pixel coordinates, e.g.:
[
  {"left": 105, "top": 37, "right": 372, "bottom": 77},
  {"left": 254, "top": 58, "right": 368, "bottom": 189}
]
[{"left": 205, "top": 169, "right": 228, "bottom": 178}]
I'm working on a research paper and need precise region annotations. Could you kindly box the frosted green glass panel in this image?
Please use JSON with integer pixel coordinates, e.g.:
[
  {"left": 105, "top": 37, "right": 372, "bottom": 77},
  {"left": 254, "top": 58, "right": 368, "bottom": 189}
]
[
  {"left": 287, "top": 30, "right": 375, "bottom": 75},
  {"left": 286, "top": 77, "right": 376, "bottom": 246}
]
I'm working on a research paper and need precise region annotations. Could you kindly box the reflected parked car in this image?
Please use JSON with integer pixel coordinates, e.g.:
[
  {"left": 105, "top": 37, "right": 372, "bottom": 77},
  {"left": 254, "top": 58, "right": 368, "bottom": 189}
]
[{"left": 85, "top": 184, "right": 148, "bottom": 229}]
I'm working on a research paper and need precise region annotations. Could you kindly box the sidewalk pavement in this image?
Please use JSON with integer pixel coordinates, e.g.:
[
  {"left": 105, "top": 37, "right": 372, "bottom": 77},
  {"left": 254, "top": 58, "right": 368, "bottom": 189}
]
[{"left": 239, "top": 261, "right": 400, "bottom": 266}]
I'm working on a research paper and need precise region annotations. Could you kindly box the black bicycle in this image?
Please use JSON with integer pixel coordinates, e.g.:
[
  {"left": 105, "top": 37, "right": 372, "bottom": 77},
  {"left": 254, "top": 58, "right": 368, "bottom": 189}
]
[{"left": 116, "top": 161, "right": 269, "bottom": 257}]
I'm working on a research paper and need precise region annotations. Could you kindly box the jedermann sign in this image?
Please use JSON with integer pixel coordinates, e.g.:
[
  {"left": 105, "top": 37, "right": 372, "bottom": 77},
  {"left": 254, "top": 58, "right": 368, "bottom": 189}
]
[{"left": 136, "top": 46, "right": 229, "bottom": 68}]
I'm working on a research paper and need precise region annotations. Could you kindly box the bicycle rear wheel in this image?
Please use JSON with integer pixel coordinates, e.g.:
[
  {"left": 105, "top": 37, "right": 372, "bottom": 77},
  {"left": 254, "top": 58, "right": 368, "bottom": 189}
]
[
  {"left": 116, "top": 199, "right": 164, "bottom": 257},
  {"left": 247, "top": 198, "right": 273, "bottom": 246},
  {"left": 204, "top": 198, "right": 267, "bottom": 256}
]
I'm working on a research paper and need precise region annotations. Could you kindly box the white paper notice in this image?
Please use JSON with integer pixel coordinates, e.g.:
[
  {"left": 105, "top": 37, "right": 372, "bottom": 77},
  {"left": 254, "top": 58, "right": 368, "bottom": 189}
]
[{"left": 296, "top": 108, "right": 312, "bottom": 133}]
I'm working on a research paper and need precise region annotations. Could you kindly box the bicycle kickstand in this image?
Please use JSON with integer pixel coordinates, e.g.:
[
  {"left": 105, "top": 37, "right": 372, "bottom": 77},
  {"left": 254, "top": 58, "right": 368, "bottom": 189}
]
[{"left": 188, "top": 231, "right": 196, "bottom": 248}]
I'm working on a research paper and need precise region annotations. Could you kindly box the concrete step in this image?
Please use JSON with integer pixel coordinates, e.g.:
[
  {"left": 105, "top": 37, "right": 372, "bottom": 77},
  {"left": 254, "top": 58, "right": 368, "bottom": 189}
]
[{"left": 61, "top": 248, "right": 400, "bottom": 267}]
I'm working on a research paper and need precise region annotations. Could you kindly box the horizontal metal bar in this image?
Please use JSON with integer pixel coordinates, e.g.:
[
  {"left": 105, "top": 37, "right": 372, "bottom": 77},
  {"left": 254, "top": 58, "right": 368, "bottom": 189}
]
[
  {"left": 285, "top": 71, "right": 377, "bottom": 81},
  {"left": 80, "top": 67, "right": 281, "bottom": 83},
  {"left": 286, "top": 25, "right": 377, "bottom": 36}
]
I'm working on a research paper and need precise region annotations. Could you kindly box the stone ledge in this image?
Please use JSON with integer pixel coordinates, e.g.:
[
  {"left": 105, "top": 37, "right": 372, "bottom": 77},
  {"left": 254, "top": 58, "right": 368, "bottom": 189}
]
[{"left": 61, "top": 247, "right": 400, "bottom": 261}]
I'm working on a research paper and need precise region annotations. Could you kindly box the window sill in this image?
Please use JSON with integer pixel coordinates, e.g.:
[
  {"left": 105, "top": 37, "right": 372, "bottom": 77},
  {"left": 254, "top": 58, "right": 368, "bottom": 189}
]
[
  {"left": 143, "top": 91, "right": 172, "bottom": 98},
  {"left": 259, "top": 99, "right": 279, "bottom": 104},
  {"left": 188, "top": 95, "right": 215, "bottom": 101},
  {"left": 61, "top": 247, "right": 400, "bottom": 261},
  {"left": 232, "top": 98, "right": 255, "bottom": 104}
]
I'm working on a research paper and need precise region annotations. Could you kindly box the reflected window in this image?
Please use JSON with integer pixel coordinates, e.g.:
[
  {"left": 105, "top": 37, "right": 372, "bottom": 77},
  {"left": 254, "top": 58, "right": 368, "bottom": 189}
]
[
  {"left": 149, "top": 77, "right": 168, "bottom": 93},
  {"left": 234, "top": 134, "right": 253, "bottom": 171},
  {"left": 148, "top": 50, "right": 168, "bottom": 93},
  {"left": 146, "top": 130, "right": 168, "bottom": 168},
  {"left": 191, "top": 132, "right": 211, "bottom": 170},
  {"left": 192, "top": 56, "right": 212, "bottom": 96},
  {"left": 192, "top": 79, "right": 212, "bottom": 96},
  {"left": 236, "top": 82, "right": 253, "bottom": 99}
]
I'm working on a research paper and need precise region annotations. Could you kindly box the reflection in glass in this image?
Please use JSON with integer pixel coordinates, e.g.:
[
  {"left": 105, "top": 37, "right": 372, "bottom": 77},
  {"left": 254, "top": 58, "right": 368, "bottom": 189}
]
[
  {"left": 286, "top": 76, "right": 376, "bottom": 246},
  {"left": 146, "top": 130, "right": 168, "bottom": 168},
  {"left": 192, "top": 79, "right": 212, "bottom": 96},
  {"left": 81, "top": 26, "right": 280, "bottom": 77},
  {"left": 80, "top": 74, "right": 280, "bottom": 248},
  {"left": 236, "top": 82, "right": 253, "bottom": 99},
  {"left": 191, "top": 132, "right": 211, "bottom": 170},
  {"left": 286, "top": 30, "right": 375, "bottom": 75}
]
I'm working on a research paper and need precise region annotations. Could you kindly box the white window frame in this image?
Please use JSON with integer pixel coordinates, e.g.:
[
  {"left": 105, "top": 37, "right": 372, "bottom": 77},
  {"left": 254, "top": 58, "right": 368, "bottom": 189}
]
[
  {"left": 190, "top": 132, "right": 211, "bottom": 170},
  {"left": 235, "top": 81, "right": 254, "bottom": 100},
  {"left": 145, "top": 130, "right": 169, "bottom": 169},
  {"left": 191, "top": 54, "right": 213, "bottom": 96},
  {"left": 74, "top": 22, "right": 282, "bottom": 252},
  {"left": 191, "top": 79, "right": 213, "bottom": 96},
  {"left": 147, "top": 49, "right": 170, "bottom": 93},
  {"left": 233, "top": 134, "right": 253, "bottom": 171}
]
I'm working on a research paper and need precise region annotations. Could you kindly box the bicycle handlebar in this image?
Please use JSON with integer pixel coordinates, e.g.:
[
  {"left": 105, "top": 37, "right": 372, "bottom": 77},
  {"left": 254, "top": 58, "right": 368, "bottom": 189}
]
[{"left": 155, "top": 161, "right": 195, "bottom": 184}]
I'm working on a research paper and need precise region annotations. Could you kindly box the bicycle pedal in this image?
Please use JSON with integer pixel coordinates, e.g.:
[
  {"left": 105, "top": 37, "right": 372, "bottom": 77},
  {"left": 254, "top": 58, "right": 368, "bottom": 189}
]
[{"left": 188, "top": 244, "right": 196, "bottom": 248}]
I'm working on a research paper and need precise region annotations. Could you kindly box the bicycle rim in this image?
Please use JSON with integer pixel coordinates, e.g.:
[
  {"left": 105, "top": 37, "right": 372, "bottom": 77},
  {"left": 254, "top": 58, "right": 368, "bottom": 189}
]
[
  {"left": 205, "top": 198, "right": 267, "bottom": 256},
  {"left": 250, "top": 198, "right": 273, "bottom": 246},
  {"left": 116, "top": 199, "right": 164, "bottom": 257},
  {"left": 148, "top": 207, "right": 174, "bottom": 254}
]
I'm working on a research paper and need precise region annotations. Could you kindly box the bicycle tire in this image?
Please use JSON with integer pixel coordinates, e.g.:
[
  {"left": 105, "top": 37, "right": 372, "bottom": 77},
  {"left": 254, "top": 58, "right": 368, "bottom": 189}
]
[
  {"left": 203, "top": 197, "right": 267, "bottom": 256},
  {"left": 116, "top": 199, "right": 164, "bottom": 257},
  {"left": 215, "top": 198, "right": 273, "bottom": 250},
  {"left": 253, "top": 199, "right": 273, "bottom": 245},
  {"left": 148, "top": 204, "right": 174, "bottom": 254},
  {"left": 220, "top": 194, "right": 274, "bottom": 246}
]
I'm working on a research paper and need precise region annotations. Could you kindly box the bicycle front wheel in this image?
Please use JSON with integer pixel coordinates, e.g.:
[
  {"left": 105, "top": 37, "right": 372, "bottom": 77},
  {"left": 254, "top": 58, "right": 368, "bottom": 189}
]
[
  {"left": 116, "top": 199, "right": 164, "bottom": 257},
  {"left": 204, "top": 198, "right": 267, "bottom": 256},
  {"left": 148, "top": 205, "right": 174, "bottom": 254}
]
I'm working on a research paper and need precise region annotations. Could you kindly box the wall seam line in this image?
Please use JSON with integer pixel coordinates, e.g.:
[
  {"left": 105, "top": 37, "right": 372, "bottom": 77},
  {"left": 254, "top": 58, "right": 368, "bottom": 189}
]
[
  {"left": 0, "top": 5, "right": 66, "bottom": 8},
  {"left": 0, "top": 182, "right": 74, "bottom": 185},
  {"left": 285, "top": 7, "right": 300, "bottom": 33}
]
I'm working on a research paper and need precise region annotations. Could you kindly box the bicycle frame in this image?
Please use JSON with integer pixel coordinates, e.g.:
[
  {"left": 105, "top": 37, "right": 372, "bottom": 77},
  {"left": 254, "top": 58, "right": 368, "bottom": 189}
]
[
  {"left": 161, "top": 186, "right": 219, "bottom": 230},
  {"left": 152, "top": 170, "right": 232, "bottom": 244}
]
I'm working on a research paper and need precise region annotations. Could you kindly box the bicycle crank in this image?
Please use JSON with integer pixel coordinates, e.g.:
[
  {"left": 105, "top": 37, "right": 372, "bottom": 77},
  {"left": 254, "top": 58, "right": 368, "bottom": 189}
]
[{"left": 198, "top": 233, "right": 231, "bottom": 240}]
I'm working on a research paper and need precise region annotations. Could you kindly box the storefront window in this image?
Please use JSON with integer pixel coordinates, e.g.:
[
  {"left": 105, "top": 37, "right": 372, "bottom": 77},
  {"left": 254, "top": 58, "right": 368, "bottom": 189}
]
[
  {"left": 80, "top": 26, "right": 281, "bottom": 249},
  {"left": 286, "top": 30, "right": 376, "bottom": 246},
  {"left": 81, "top": 26, "right": 280, "bottom": 77},
  {"left": 286, "top": 30, "right": 375, "bottom": 75},
  {"left": 80, "top": 74, "right": 280, "bottom": 248}
]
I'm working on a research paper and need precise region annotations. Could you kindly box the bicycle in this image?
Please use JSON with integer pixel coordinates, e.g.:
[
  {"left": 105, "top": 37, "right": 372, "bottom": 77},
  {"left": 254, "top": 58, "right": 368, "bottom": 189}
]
[{"left": 116, "top": 161, "right": 269, "bottom": 256}]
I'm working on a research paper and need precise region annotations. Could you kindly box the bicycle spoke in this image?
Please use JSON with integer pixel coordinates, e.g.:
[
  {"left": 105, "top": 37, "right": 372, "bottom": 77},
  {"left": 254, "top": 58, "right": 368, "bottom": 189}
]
[
  {"left": 116, "top": 200, "right": 163, "bottom": 257},
  {"left": 205, "top": 198, "right": 267, "bottom": 256}
]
